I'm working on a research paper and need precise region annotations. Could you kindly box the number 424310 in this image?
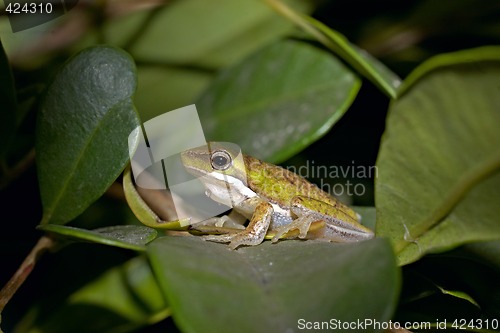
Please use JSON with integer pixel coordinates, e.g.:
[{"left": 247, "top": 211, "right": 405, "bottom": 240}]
[
  {"left": 452, "top": 318, "right": 498, "bottom": 330},
  {"left": 5, "top": 2, "right": 53, "bottom": 14}
]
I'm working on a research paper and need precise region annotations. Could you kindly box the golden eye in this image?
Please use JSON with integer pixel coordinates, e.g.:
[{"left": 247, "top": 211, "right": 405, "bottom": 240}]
[{"left": 211, "top": 150, "right": 232, "bottom": 170}]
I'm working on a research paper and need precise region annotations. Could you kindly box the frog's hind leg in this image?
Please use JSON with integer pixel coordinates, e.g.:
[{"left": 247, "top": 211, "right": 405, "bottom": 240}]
[
  {"left": 203, "top": 202, "right": 273, "bottom": 250},
  {"left": 271, "top": 214, "right": 319, "bottom": 242},
  {"left": 270, "top": 195, "right": 326, "bottom": 242}
]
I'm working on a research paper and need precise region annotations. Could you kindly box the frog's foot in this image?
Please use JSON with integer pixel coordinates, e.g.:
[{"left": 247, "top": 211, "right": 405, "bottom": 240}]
[
  {"left": 202, "top": 202, "right": 273, "bottom": 250},
  {"left": 271, "top": 215, "right": 319, "bottom": 243}
]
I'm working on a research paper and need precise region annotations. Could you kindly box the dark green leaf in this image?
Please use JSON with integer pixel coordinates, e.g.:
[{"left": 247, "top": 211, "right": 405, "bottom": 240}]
[
  {"left": 37, "top": 224, "right": 157, "bottom": 251},
  {"left": 36, "top": 46, "right": 140, "bottom": 225},
  {"left": 148, "top": 236, "right": 399, "bottom": 333},
  {"left": 197, "top": 39, "right": 361, "bottom": 163},
  {"left": 0, "top": 40, "right": 17, "bottom": 159},
  {"left": 16, "top": 256, "right": 169, "bottom": 333},
  {"left": 302, "top": 17, "right": 401, "bottom": 99},
  {"left": 264, "top": 0, "right": 401, "bottom": 98},
  {"left": 376, "top": 47, "right": 500, "bottom": 265}
]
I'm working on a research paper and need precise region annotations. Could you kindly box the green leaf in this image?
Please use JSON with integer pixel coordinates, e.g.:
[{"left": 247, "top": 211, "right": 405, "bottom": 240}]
[
  {"left": 147, "top": 237, "right": 399, "bottom": 333},
  {"left": 263, "top": 0, "right": 401, "bottom": 99},
  {"left": 37, "top": 224, "right": 157, "bottom": 251},
  {"left": 196, "top": 39, "right": 361, "bottom": 163},
  {"left": 435, "top": 285, "right": 479, "bottom": 307},
  {"left": 36, "top": 46, "right": 140, "bottom": 225},
  {"left": 135, "top": 66, "right": 212, "bottom": 122},
  {"left": 375, "top": 47, "right": 500, "bottom": 265},
  {"left": 353, "top": 206, "right": 376, "bottom": 231},
  {"left": 104, "top": 0, "right": 313, "bottom": 68},
  {"left": 0, "top": 40, "right": 17, "bottom": 159},
  {"left": 399, "top": 46, "right": 500, "bottom": 97},
  {"left": 90, "top": 0, "right": 314, "bottom": 122},
  {"left": 16, "top": 256, "right": 169, "bottom": 333}
]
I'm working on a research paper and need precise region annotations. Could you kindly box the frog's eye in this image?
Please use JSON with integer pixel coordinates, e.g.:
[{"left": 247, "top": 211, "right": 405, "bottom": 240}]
[{"left": 211, "top": 150, "right": 232, "bottom": 171}]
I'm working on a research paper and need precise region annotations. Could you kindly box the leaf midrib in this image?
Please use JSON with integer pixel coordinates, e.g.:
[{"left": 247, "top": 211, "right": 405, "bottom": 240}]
[
  {"left": 41, "top": 98, "right": 131, "bottom": 224},
  {"left": 395, "top": 150, "right": 500, "bottom": 253}
]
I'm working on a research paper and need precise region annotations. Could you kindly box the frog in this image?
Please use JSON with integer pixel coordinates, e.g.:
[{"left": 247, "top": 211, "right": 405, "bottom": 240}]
[{"left": 180, "top": 142, "right": 374, "bottom": 250}]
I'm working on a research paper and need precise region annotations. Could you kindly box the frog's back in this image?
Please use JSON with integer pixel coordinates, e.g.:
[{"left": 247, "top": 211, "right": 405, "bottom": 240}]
[{"left": 244, "top": 155, "right": 342, "bottom": 206}]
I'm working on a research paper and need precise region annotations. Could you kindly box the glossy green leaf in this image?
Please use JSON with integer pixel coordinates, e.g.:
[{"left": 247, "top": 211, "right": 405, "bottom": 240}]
[
  {"left": 37, "top": 224, "right": 157, "bottom": 251},
  {"left": 196, "top": 39, "right": 361, "bottom": 163},
  {"left": 36, "top": 46, "right": 140, "bottom": 225},
  {"left": 0, "top": 40, "right": 17, "bottom": 159},
  {"left": 148, "top": 236, "right": 399, "bottom": 333},
  {"left": 435, "top": 285, "right": 479, "bottom": 307},
  {"left": 103, "top": 0, "right": 312, "bottom": 68},
  {"left": 16, "top": 256, "right": 169, "bottom": 333},
  {"left": 264, "top": 0, "right": 401, "bottom": 98},
  {"left": 398, "top": 46, "right": 500, "bottom": 97},
  {"left": 376, "top": 47, "right": 500, "bottom": 265}
]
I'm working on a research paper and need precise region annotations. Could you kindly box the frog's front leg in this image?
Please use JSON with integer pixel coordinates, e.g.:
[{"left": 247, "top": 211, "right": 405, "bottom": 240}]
[{"left": 202, "top": 201, "right": 273, "bottom": 250}]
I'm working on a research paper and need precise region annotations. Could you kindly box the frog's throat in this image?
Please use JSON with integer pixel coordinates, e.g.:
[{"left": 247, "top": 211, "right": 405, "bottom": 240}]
[{"left": 201, "top": 172, "right": 257, "bottom": 205}]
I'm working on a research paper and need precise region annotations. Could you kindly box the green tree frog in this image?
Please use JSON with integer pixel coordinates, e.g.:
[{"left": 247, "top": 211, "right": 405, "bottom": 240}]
[{"left": 181, "top": 142, "right": 374, "bottom": 249}]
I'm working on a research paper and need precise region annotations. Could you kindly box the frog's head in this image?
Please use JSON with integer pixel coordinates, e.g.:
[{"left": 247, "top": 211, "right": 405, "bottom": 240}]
[{"left": 180, "top": 142, "right": 248, "bottom": 187}]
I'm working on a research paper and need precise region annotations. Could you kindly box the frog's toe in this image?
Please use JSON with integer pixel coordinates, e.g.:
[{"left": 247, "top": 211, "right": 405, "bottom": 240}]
[
  {"left": 228, "top": 231, "right": 270, "bottom": 249},
  {"left": 271, "top": 231, "right": 286, "bottom": 243},
  {"left": 202, "top": 232, "right": 265, "bottom": 250},
  {"left": 201, "top": 234, "right": 234, "bottom": 243},
  {"left": 270, "top": 226, "right": 304, "bottom": 243}
]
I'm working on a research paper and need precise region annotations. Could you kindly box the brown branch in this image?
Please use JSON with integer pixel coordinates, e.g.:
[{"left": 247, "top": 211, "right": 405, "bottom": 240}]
[{"left": 0, "top": 235, "right": 55, "bottom": 313}]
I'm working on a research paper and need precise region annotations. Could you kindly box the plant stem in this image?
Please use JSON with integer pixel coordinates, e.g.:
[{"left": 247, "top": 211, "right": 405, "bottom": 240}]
[
  {"left": 0, "top": 148, "right": 36, "bottom": 190},
  {"left": 0, "top": 235, "right": 55, "bottom": 313}
]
